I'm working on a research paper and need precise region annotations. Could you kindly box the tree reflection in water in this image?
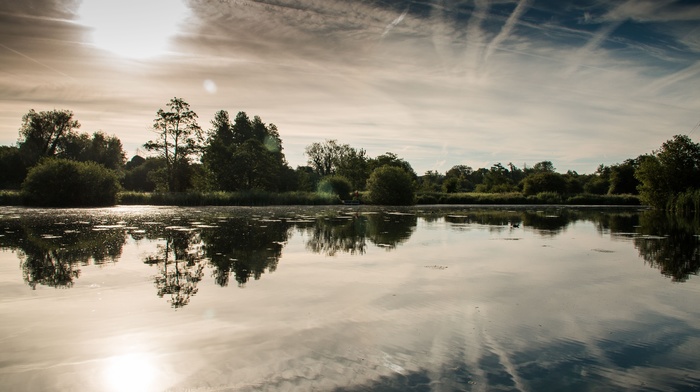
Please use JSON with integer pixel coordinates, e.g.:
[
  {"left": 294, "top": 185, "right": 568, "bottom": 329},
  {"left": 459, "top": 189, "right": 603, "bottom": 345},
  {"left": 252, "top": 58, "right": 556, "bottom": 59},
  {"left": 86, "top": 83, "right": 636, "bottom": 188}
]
[
  {"left": 2, "top": 206, "right": 698, "bottom": 303},
  {"left": 304, "top": 212, "right": 416, "bottom": 255},
  {"left": 201, "top": 217, "right": 290, "bottom": 287},
  {"left": 144, "top": 227, "right": 205, "bottom": 308},
  {"left": 0, "top": 218, "right": 126, "bottom": 289},
  {"left": 633, "top": 211, "right": 700, "bottom": 282}
]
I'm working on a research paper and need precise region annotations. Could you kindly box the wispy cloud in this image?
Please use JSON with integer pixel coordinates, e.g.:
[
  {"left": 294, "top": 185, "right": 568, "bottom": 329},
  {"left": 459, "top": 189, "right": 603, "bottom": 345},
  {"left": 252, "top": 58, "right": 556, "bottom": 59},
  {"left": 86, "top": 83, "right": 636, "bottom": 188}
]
[
  {"left": 481, "top": 0, "right": 531, "bottom": 67},
  {"left": 1, "top": 0, "right": 699, "bottom": 173},
  {"left": 381, "top": 7, "right": 409, "bottom": 39}
]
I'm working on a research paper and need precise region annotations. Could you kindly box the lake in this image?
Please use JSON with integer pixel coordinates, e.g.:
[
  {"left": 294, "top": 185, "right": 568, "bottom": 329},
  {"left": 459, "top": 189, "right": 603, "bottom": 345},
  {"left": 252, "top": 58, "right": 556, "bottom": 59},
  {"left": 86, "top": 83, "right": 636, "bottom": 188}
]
[{"left": 0, "top": 205, "right": 699, "bottom": 391}]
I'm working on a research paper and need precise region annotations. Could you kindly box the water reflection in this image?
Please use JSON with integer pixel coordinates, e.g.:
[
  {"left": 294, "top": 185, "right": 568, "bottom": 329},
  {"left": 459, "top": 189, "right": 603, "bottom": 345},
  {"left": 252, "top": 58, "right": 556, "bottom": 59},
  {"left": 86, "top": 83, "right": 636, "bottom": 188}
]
[
  {"left": 0, "top": 217, "right": 126, "bottom": 289},
  {"left": 304, "top": 212, "right": 416, "bottom": 255},
  {"left": 202, "top": 217, "right": 290, "bottom": 287},
  {"left": 1, "top": 207, "right": 698, "bottom": 301},
  {"left": 144, "top": 227, "right": 205, "bottom": 308},
  {"left": 634, "top": 211, "right": 700, "bottom": 282},
  {"left": 1, "top": 206, "right": 700, "bottom": 391}
]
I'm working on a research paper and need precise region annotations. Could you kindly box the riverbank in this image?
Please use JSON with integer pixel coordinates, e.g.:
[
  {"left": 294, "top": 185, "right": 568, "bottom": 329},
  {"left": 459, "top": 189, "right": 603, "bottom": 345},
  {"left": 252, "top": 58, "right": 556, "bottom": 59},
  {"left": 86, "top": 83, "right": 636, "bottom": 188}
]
[{"left": 0, "top": 190, "right": 641, "bottom": 207}]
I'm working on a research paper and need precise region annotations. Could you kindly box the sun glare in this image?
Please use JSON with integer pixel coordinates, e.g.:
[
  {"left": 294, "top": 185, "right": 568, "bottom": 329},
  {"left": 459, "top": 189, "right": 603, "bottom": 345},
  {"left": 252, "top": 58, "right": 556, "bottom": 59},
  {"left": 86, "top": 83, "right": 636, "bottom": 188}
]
[
  {"left": 103, "top": 353, "right": 158, "bottom": 392},
  {"left": 79, "top": 0, "right": 189, "bottom": 59}
]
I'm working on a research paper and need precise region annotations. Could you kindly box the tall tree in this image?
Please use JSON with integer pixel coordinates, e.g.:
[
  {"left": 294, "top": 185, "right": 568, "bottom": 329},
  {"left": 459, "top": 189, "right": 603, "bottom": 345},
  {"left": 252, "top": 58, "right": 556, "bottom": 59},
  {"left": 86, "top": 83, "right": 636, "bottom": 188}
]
[
  {"left": 203, "top": 110, "right": 289, "bottom": 191},
  {"left": 59, "top": 131, "right": 126, "bottom": 171},
  {"left": 18, "top": 109, "right": 80, "bottom": 166},
  {"left": 144, "top": 98, "right": 202, "bottom": 192},
  {"left": 636, "top": 135, "right": 700, "bottom": 209},
  {"left": 305, "top": 139, "right": 342, "bottom": 177}
]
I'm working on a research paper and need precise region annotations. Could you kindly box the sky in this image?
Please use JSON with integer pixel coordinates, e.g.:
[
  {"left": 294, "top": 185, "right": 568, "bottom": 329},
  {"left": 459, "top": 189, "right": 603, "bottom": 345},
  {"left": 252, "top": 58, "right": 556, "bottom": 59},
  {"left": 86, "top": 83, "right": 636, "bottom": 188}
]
[{"left": 1, "top": 0, "right": 699, "bottom": 175}]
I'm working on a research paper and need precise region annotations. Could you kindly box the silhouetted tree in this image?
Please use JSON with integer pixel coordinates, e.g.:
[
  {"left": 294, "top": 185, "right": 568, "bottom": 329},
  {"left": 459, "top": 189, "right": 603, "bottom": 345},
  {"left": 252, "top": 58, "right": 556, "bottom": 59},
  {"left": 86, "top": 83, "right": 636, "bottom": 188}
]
[
  {"left": 367, "top": 166, "right": 416, "bottom": 205},
  {"left": 0, "top": 146, "right": 26, "bottom": 189},
  {"left": 18, "top": 109, "right": 80, "bottom": 167},
  {"left": 59, "top": 131, "right": 126, "bottom": 171},
  {"left": 144, "top": 98, "right": 203, "bottom": 192},
  {"left": 203, "top": 110, "right": 289, "bottom": 191},
  {"left": 636, "top": 135, "right": 700, "bottom": 209}
]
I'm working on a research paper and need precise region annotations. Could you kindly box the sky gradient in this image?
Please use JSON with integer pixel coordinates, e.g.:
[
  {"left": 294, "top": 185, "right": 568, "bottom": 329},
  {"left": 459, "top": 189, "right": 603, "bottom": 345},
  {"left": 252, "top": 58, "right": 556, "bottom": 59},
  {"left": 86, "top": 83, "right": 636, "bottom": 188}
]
[{"left": 1, "top": 0, "right": 699, "bottom": 174}]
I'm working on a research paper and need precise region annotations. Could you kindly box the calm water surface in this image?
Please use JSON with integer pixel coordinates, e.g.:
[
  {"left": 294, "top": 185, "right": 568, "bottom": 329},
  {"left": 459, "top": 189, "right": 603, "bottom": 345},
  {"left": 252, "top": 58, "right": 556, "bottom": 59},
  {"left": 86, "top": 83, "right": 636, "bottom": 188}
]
[{"left": 0, "top": 205, "right": 699, "bottom": 391}]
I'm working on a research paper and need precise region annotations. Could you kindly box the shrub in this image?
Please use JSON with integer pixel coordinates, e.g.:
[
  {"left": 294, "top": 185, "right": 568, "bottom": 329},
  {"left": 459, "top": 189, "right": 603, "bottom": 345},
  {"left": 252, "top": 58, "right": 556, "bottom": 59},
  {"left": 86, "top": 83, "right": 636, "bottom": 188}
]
[
  {"left": 22, "top": 158, "right": 120, "bottom": 207},
  {"left": 366, "top": 166, "right": 415, "bottom": 205},
  {"left": 317, "top": 175, "right": 352, "bottom": 200},
  {"left": 522, "top": 172, "right": 567, "bottom": 196}
]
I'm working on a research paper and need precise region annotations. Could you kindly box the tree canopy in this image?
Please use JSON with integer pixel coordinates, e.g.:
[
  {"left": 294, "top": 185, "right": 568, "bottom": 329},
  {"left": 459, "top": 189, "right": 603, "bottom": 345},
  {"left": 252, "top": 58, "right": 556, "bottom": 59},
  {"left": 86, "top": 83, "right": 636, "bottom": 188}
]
[{"left": 144, "top": 97, "right": 203, "bottom": 192}]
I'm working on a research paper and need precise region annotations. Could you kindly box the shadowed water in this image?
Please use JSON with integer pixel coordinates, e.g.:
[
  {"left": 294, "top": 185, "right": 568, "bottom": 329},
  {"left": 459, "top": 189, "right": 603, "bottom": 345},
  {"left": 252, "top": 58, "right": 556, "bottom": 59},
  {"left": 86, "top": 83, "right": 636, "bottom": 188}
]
[{"left": 0, "top": 205, "right": 698, "bottom": 391}]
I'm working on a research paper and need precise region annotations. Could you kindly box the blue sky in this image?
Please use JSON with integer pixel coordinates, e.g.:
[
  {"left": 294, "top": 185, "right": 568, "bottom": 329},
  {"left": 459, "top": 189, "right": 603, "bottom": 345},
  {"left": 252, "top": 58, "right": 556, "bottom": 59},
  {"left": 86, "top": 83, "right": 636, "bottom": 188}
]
[{"left": 1, "top": 0, "right": 699, "bottom": 174}]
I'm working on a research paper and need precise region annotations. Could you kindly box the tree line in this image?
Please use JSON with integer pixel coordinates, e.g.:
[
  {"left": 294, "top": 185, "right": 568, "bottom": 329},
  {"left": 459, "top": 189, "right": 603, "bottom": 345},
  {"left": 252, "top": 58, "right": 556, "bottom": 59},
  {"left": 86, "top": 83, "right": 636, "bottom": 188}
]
[{"left": 1, "top": 97, "right": 699, "bottom": 210}]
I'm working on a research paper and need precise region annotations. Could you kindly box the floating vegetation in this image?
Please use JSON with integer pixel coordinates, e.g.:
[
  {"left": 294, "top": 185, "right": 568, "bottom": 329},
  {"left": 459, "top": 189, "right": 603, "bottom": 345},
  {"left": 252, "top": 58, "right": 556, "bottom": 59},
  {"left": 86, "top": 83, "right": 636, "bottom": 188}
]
[{"left": 424, "top": 265, "right": 448, "bottom": 270}]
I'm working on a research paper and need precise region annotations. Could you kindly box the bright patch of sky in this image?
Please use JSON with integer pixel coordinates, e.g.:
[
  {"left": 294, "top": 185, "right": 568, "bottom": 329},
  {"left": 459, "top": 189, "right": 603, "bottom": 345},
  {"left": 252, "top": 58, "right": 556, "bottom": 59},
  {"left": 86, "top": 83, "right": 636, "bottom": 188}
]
[{"left": 0, "top": 0, "right": 698, "bottom": 174}]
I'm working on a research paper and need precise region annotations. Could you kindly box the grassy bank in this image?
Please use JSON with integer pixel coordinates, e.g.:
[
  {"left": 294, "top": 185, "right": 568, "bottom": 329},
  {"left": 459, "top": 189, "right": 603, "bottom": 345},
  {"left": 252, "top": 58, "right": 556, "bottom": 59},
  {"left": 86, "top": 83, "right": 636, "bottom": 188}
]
[
  {"left": 416, "top": 192, "right": 641, "bottom": 206},
  {"left": 117, "top": 190, "right": 342, "bottom": 206},
  {"left": 0, "top": 189, "right": 641, "bottom": 207}
]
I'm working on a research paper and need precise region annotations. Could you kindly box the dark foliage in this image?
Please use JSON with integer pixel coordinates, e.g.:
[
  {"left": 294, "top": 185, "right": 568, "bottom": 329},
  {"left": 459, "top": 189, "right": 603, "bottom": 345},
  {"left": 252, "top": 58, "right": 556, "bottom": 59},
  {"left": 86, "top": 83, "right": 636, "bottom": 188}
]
[{"left": 21, "top": 159, "right": 120, "bottom": 207}]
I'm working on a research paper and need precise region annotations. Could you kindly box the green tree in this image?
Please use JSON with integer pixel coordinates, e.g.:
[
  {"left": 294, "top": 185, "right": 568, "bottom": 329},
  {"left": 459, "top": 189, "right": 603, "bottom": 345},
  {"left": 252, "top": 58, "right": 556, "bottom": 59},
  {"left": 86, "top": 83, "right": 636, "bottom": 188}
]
[
  {"left": 608, "top": 159, "right": 639, "bottom": 195},
  {"left": 123, "top": 156, "right": 167, "bottom": 192},
  {"left": 477, "top": 163, "right": 515, "bottom": 193},
  {"left": 305, "top": 139, "right": 340, "bottom": 177},
  {"left": 144, "top": 98, "right": 203, "bottom": 192},
  {"left": 443, "top": 165, "right": 474, "bottom": 192},
  {"left": 532, "top": 160, "right": 555, "bottom": 173},
  {"left": 522, "top": 172, "right": 567, "bottom": 196},
  {"left": 318, "top": 175, "right": 352, "bottom": 200},
  {"left": 21, "top": 158, "right": 120, "bottom": 207},
  {"left": 369, "top": 152, "right": 417, "bottom": 179},
  {"left": 419, "top": 170, "right": 444, "bottom": 192},
  {"left": 18, "top": 109, "right": 80, "bottom": 166},
  {"left": 366, "top": 166, "right": 416, "bottom": 205},
  {"left": 59, "top": 131, "right": 126, "bottom": 171},
  {"left": 203, "top": 110, "right": 289, "bottom": 191},
  {"left": 0, "top": 146, "right": 26, "bottom": 189},
  {"left": 636, "top": 135, "right": 700, "bottom": 209}
]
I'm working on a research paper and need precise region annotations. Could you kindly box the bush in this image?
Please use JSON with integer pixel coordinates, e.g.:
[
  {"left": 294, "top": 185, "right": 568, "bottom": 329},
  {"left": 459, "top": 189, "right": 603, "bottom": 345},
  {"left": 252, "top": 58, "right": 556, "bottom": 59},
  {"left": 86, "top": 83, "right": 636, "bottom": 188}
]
[
  {"left": 366, "top": 166, "right": 415, "bottom": 205},
  {"left": 317, "top": 175, "right": 352, "bottom": 200},
  {"left": 22, "top": 159, "right": 120, "bottom": 207},
  {"left": 522, "top": 172, "right": 567, "bottom": 196}
]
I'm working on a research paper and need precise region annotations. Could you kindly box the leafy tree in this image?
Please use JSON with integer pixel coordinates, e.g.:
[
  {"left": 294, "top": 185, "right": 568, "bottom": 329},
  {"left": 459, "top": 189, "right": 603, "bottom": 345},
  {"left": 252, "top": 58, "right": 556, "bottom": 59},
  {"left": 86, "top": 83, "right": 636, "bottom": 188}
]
[
  {"left": 123, "top": 156, "right": 167, "bottom": 192},
  {"left": 369, "top": 152, "right": 417, "bottom": 179},
  {"left": 443, "top": 165, "right": 474, "bottom": 192},
  {"left": 419, "top": 170, "right": 444, "bottom": 192},
  {"left": 230, "top": 139, "right": 278, "bottom": 190},
  {"left": 522, "top": 172, "right": 567, "bottom": 196},
  {"left": 0, "top": 146, "right": 26, "bottom": 189},
  {"left": 366, "top": 166, "right": 415, "bottom": 205},
  {"left": 22, "top": 158, "right": 120, "bottom": 207},
  {"left": 608, "top": 159, "right": 639, "bottom": 195},
  {"left": 563, "top": 170, "right": 584, "bottom": 194},
  {"left": 532, "top": 160, "right": 555, "bottom": 173},
  {"left": 59, "top": 131, "right": 126, "bottom": 171},
  {"left": 144, "top": 98, "right": 203, "bottom": 192},
  {"left": 18, "top": 109, "right": 80, "bottom": 166},
  {"left": 294, "top": 166, "right": 319, "bottom": 192},
  {"left": 335, "top": 147, "right": 370, "bottom": 191},
  {"left": 477, "top": 163, "right": 516, "bottom": 193},
  {"left": 636, "top": 135, "right": 700, "bottom": 209},
  {"left": 318, "top": 175, "right": 352, "bottom": 200},
  {"left": 203, "top": 110, "right": 289, "bottom": 191},
  {"left": 305, "top": 139, "right": 341, "bottom": 177}
]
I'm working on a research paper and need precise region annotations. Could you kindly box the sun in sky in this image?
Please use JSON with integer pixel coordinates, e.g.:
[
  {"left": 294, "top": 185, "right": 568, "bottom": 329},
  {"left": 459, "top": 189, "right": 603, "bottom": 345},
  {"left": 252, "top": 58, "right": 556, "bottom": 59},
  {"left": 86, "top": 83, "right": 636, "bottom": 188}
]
[{"left": 78, "top": 0, "right": 189, "bottom": 59}]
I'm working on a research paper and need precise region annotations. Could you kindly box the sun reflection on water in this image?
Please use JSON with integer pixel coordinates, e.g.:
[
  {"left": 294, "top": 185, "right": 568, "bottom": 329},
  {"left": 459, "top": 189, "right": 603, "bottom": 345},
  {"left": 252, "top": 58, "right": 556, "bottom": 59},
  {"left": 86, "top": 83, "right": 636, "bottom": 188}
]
[{"left": 103, "top": 353, "right": 157, "bottom": 392}]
